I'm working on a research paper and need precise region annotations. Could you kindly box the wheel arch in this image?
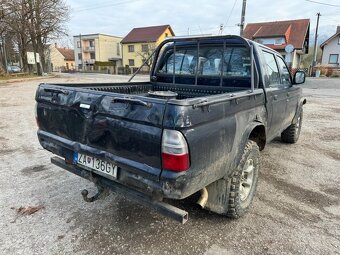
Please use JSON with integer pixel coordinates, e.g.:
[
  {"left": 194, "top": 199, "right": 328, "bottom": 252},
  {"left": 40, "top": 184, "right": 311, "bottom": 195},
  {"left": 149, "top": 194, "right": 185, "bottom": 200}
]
[
  {"left": 293, "top": 97, "right": 306, "bottom": 124},
  {"left": 245, "top": 123, "right": 266, "bottom": 151}
]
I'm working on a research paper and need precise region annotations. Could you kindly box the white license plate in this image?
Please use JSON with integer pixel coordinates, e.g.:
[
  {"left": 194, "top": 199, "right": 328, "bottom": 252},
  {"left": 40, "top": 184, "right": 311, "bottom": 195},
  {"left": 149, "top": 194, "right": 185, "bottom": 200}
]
[{"left": 74, "top": 152, "right": 117, "bottom": 179}]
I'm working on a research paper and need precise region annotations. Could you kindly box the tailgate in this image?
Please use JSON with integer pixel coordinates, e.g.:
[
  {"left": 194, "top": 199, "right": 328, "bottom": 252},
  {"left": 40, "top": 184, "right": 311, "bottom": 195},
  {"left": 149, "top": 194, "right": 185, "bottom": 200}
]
[{"left": 36, "top": 84, "right": 166, "bottom": 171}]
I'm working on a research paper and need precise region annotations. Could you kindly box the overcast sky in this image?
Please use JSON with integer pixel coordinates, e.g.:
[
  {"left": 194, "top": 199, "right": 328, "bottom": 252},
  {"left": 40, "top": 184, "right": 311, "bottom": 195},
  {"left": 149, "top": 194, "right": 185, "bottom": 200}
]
[{"left": 63, "top": 0, "right": 340, "bottom": 46}]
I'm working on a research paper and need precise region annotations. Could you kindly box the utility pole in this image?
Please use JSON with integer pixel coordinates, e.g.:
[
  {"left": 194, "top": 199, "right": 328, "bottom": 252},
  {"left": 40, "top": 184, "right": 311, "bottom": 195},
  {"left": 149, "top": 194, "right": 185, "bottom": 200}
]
[
  {"left": 240, "top": 0, "right": 247, "bottom": 36},
  {"left": 311, "top": 12, "right": 321, "bottom": 76}
]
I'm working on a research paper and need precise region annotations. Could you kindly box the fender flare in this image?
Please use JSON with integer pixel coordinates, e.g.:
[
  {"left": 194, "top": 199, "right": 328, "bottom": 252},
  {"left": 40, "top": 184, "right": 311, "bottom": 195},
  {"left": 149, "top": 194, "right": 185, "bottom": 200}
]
[
  {"left": 293, "top": 97, "right": 307, "bottom": 124},
  {"left": 240, "top": 121, "right": 266, "bottom": 153}
]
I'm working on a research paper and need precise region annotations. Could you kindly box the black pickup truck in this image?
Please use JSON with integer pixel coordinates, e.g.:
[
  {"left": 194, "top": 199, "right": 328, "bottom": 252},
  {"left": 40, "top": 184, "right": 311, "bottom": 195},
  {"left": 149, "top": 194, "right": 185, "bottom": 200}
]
[{"left": 35, "top": 35, "right": 306, "bottom": 223}]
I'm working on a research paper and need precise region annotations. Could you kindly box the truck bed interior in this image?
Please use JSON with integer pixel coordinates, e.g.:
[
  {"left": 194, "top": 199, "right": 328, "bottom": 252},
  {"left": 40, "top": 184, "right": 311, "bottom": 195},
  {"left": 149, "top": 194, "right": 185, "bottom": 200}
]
[{"left": 60, "top": 82, "right": 250, "bottom": 100}]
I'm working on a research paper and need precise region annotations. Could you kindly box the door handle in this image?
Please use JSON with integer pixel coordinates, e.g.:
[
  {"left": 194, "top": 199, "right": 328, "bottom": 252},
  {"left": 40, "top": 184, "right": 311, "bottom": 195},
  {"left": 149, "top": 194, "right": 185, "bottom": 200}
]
[{"left": 273, "top": 95, "right": 278, "bottom": 100}]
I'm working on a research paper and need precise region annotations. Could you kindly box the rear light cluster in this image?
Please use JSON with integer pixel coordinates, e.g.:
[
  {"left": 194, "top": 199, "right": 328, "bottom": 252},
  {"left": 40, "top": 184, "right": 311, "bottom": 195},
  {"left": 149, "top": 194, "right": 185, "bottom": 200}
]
[{"left": 161, "top": 130, "right": 190, "bottom": 172}]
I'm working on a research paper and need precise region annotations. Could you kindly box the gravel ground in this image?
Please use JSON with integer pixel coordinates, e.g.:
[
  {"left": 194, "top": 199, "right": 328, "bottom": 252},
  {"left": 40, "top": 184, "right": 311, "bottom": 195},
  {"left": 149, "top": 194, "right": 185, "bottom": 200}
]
[{"left": 0, "top": 74, "right": 339, "bottom": 255}]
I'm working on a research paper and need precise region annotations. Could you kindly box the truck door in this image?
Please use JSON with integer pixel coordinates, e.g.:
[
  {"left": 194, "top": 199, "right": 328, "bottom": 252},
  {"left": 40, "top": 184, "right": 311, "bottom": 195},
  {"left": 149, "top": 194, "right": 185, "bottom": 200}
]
[
  {"left": 275, "top": 56, "right": 300, "bottom": 125},
  {"left": 262, "top": 50, "right": 288, "bottom": 139}
]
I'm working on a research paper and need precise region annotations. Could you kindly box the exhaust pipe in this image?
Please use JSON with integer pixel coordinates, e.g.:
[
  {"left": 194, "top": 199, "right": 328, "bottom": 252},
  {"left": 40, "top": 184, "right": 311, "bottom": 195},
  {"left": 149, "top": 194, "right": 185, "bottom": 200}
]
[{"left": 197, "top": 187, "right": 208, "bottom": 208}]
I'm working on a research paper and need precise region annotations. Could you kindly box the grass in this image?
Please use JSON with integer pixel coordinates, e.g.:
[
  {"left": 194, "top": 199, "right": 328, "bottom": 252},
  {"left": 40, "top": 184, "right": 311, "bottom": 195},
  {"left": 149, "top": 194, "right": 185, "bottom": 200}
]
[{"left": 0, "top": 74, "right": 39, "bottom": 81}]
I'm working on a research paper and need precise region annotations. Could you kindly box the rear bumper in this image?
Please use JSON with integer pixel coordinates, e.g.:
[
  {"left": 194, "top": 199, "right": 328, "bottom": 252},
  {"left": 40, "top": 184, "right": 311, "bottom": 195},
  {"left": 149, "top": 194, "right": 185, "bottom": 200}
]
[
  {"left": 37, "top": 130, "right": 189, "bottom": 199},
  {"left": 51, "top": 156, "right": 188, "bottom": 224}
]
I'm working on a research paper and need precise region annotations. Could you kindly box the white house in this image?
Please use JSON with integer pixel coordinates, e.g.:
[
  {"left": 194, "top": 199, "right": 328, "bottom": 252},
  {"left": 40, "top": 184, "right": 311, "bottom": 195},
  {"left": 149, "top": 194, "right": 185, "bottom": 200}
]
[{"left": 320, "top": 26, "right": 340, "bottom": 67}]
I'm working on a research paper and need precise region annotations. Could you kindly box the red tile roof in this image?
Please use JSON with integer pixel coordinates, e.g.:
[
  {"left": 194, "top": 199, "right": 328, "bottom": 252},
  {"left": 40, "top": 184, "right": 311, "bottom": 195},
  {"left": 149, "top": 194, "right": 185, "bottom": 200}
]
[
  {"left": 244, "top": 19, "right": 310, "bottom": 50},
  {"left": 57, "top": 48, "right": 74, "bottom": 61},
  {"left": 121, "top": 25, "right": 174, "bottom": 44},
  {"left": 320, "top": 26, "right": 340, "bottom": 49}
]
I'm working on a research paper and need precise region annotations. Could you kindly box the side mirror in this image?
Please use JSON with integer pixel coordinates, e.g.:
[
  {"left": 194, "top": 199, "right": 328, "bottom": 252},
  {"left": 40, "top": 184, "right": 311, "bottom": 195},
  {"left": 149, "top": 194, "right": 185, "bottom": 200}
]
[{"left": 293, "top": 71, "right": 305, "bottom": 84}]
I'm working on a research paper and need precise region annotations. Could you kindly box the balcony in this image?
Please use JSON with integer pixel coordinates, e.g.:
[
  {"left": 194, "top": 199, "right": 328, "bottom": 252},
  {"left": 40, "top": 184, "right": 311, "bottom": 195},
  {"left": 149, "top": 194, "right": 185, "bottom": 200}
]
[
  {"left": 83, "top": 46, "right": 95, "bottom": 52},
  {"left": 83, "top": 59, "right": 95, "bottom": 64}
]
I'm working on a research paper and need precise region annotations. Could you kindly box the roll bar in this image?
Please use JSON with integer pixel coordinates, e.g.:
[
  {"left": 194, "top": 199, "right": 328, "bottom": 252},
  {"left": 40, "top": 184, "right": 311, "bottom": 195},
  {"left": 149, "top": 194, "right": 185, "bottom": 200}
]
[{"left": 128, "top": 35, "right": 256, "bottom": 92}]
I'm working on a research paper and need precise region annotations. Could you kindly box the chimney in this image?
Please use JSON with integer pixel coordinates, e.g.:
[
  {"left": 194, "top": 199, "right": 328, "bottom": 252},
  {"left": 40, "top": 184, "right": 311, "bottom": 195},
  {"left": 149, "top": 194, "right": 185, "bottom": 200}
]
[
  {"left": 337, "top": 26, "right": 340, "bottom": 33},
  {"left": 54, "top": 43, "right": 57, "bottom": 48}
]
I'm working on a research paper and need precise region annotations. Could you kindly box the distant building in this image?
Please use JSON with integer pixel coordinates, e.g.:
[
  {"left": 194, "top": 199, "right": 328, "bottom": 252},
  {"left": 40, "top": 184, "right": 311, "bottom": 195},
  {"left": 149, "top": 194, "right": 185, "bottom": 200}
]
[
  {"left": 121, "top": 25, "right": 175, "bottom": 71},
  {"left": 320, "top": 26, "right": 340, "bottom": 67},
  {"left": 244, "top": 19, "right": 310, "bottom": 69},
  {"left": 49, "top": 43, "right": 75, "bottom": 71},
  {"left": 73, "top": 34, "right": 122, "bottom": 74}
]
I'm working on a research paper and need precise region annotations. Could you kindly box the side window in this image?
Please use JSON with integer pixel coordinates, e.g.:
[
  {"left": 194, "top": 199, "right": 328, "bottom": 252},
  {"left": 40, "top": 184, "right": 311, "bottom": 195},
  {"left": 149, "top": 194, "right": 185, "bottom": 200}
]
[
  {"left": 276, "top": 56, "right": 291, "bottom": 86},
  {"left": 262, "top": 51, "right": 280, "bottom": 87}
]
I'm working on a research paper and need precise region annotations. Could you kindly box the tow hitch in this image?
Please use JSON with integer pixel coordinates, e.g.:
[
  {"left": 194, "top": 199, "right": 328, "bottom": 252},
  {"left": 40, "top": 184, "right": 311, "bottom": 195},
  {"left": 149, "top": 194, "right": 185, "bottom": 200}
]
[{"left": 81, "top": 186, "right": 110, "bottom": 202}]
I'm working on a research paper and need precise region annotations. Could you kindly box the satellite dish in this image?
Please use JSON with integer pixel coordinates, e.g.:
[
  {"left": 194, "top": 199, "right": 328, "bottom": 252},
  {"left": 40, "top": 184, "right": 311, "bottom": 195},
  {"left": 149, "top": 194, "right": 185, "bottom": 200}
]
[{"left": 285, "top": 44, "right": 294, "bottom": 53}]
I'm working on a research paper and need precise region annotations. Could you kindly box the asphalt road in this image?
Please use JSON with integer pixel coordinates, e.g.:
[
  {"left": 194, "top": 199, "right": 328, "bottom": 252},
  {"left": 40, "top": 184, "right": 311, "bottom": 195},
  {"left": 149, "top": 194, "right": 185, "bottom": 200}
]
[{"left": 0, "top": 74, "right": 339, "bottom": 255}]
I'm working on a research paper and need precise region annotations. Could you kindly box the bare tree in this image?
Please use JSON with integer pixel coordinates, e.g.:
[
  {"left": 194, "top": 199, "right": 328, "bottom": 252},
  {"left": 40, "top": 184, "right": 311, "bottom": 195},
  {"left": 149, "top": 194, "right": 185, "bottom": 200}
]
[
  {"left": 135, "top": 43, "right": 156, "bottom": 71},
  {"left": 0, "top": 0, "right": 69, "bottom": 74}
]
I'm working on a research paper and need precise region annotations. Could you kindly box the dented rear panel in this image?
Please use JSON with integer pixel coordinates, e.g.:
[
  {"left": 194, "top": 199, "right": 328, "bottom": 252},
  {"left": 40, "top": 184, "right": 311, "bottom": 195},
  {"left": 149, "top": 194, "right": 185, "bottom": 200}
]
[{"left": 36, "top": 84, "right": 165, "bottom": 171}]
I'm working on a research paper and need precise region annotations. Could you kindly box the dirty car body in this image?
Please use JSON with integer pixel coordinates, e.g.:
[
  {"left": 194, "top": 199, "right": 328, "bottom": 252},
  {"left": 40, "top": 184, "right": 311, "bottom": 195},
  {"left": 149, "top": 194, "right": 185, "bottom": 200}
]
[{"left": 36, "top": 35, "right": 305, "bottom": 223}]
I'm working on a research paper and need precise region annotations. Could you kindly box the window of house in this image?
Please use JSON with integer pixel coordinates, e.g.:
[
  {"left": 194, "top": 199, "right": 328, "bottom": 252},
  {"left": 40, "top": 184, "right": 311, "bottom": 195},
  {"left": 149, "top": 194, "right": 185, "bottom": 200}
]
[
  {"left": 142, "top": 44, "right": 149, "bottom": 52},
  {"left": 276, "top": 56, "right": 291, "bottom": 86},
  {"left": 128, "top": 59, "right": 135, "bottom": 66},
  {"left": 128, "top": 45, "right": 134, "bottom": 52},
  {"left": 274, "top": 38, "right": 285, "bottom": 45},
  {"left": 77, "top": 41, "right": 81, "bottom": 48},
  {"left": 165, "top": 33, "right": 169, "bottom": 37},
  {"left": 89, "top": 40, "right": 95, "bottom": 47},
  {"left": 329, "top": 54, "right": 339, "bottom": 64},
  {"left": 262, "top": 51, "right": 280, "bottom": 87},
  {"left": 78, "top": 53, "right": 82, "bottom": 60},
  {"left": 117, "top": 43, "right": 120, "bottom": 56},
  {"left": 90, "top": 52, "right": 95, "bottom": 59}
]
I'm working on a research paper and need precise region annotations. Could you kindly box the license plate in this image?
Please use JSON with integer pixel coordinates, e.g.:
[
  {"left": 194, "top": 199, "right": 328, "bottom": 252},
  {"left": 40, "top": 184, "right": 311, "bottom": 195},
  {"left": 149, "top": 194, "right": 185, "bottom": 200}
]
[{"left": 74, "top": 152, "right": 117, "bottom": 179}]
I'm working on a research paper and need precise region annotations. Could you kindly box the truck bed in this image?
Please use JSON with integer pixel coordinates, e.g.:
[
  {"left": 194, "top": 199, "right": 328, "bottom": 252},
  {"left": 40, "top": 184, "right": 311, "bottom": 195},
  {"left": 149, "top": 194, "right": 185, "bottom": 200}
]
[{"left": 50, "top": 82, "right": 249, "bottom": 100}]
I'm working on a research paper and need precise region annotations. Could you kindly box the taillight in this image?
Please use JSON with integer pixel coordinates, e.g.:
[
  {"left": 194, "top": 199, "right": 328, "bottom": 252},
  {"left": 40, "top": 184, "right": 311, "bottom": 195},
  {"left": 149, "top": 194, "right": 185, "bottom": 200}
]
[{"left": 161, "top": 130, "right": 190, "bottom": 172}]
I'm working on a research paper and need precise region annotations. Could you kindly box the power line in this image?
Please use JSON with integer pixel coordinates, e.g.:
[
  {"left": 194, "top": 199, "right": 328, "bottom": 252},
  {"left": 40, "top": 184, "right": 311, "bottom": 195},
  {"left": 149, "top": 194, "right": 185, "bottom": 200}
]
[
  {"left": 74, "top": 0, "right": 142, "bottom": 12},
  {"left": 219, "top": 0, "right": 238, "bottom": 34},
  {"left": 305, "top": 0, "right": 340, "bottom": 8},
  {"left": 225, "top": 0, "right": 238, "bottom": 27}
]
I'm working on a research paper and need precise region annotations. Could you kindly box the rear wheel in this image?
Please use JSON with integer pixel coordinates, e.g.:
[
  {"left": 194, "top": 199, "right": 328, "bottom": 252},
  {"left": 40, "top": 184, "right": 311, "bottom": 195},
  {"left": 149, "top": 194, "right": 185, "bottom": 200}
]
[
  {"left": 226, "top": 140, "right": 260, "bottom": 218},
  {"left": 281, "top": 108, "right": 303, "bottom": 143}
]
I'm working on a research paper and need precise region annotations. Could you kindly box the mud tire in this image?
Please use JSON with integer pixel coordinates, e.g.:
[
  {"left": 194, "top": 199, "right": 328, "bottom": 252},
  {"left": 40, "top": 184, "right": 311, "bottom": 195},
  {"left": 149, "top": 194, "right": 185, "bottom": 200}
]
[
  {"left": 226, "top": 140, "right": 260, "bottom": 218},
  {"left": 281, "top": 108, "right": 303, "bottom": 144}
]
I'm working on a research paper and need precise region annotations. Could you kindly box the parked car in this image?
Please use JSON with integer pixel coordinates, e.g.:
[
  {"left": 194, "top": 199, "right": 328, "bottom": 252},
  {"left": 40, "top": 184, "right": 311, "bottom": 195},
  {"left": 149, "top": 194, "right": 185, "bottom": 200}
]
[
  {"left": 35, "top": 35, "right": 306, "bottom": 223},
  {"left": 7, "top": 65, "right": 21, "bottom": 73}
]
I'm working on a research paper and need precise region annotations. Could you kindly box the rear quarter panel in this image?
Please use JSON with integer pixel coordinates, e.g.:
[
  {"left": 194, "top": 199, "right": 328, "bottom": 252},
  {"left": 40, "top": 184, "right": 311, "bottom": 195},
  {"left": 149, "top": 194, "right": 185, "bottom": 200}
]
[{"left": 161, "top": 91, "right": 267, "bottom": 198}]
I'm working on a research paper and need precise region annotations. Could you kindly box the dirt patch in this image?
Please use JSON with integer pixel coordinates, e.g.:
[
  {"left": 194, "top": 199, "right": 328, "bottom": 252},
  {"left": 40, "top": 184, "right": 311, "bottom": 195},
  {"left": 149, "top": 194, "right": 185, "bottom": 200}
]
[
  {"left": 306, "top": 144, "right": 340, "bottom": 161},
  {"left": 332, "top": 108, "right": 340, "bottom": 114},
  {"left": 320, "top": 128, "right": 340, "bottom": 141},
  {"left": 322, "top": 187, "right": 340, "bottom": 197},
  {"left": 21, "top": 164, "right": 48, "bottom": 176},
  {"left": 258, "top": 197, "right": 322, "bottom": 224},
  {"left": 0, "top": 148, "right": 16, "bottom": 155},
  {"left": 0, "top": 136, "right": 8, "bottom": 142},
  {"left": 261, "top": 173, "right": 338, "bottom": 211}
]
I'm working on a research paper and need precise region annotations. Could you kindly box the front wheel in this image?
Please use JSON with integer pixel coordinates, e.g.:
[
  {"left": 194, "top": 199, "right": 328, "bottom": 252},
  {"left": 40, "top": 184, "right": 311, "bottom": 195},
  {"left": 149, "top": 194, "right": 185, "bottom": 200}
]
[{"left": 281, "top": 108, "right": 303, "bottom": 143}]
